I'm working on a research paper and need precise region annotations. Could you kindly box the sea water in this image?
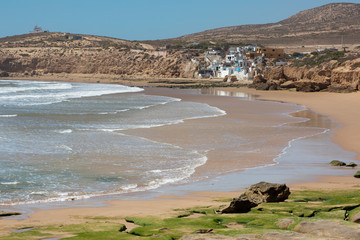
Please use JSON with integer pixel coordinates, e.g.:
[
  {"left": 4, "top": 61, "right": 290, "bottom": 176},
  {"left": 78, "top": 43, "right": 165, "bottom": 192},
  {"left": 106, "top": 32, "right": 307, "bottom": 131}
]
[
  {"left": 0, "top": 80, "right": 225, "bottom": 205},
  {"left": 0, "top": 80, "right": 357, "bottom": 206}
]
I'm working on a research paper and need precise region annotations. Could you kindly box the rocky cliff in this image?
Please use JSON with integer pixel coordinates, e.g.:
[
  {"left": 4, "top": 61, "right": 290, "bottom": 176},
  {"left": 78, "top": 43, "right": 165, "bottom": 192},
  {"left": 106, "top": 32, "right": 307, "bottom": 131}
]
[
  {"left": 252, "top": 51, "right": 360, "bottom": 92},
  {"left": 0, "top": 33, "right": 202, "bottom": 79}
]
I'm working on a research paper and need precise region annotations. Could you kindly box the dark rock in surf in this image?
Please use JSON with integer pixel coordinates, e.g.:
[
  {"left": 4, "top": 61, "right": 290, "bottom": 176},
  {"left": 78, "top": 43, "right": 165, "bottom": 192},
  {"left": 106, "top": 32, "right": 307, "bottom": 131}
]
[{"left": 330, "top": 160, "right": 346, "bottom": 166}]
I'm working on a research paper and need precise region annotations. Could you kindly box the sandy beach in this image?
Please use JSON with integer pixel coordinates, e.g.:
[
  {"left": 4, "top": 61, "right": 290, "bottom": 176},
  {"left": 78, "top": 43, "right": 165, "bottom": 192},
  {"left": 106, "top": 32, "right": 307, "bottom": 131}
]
[{"left": 1, "top": 83, "right": 360, "bottom": 237}]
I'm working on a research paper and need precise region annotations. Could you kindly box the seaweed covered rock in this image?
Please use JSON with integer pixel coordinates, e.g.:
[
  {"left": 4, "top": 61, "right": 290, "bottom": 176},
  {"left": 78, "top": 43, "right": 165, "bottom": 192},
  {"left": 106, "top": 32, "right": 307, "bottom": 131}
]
[
  {"left": 346, "top": 162, "right": 358, "bottom": 168},
  {"left": 330, "top": 160, "right": 346, "bottom": 166},
  {"left": 354, "top": 171, "right": 360, "bottom": 178}
]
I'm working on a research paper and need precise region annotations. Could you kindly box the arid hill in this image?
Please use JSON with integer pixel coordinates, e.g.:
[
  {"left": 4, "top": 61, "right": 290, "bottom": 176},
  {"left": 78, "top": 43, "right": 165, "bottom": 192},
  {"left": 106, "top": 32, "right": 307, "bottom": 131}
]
[
  {"left": 168, "top": 3, "right": 360, "bottom": 47},
  {"left": 0, "top": 32, "right": 203, "bottom": 79}
]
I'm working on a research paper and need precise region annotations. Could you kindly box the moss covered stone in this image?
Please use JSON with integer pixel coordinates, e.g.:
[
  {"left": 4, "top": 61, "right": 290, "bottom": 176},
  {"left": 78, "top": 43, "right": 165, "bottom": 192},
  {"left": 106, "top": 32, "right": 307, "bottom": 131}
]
[{"left": 330, "top": 160, "right": 346, "bottom": 166}]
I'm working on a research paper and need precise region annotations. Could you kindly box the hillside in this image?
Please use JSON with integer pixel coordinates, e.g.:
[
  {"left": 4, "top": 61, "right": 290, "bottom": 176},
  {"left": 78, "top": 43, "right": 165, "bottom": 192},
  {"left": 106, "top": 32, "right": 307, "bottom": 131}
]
[
  {"left": 0, "top": 32, "right": 203, "bottom": 79},
  {"left": 168, "top": 3, "right": 360, "bottom": 47}
]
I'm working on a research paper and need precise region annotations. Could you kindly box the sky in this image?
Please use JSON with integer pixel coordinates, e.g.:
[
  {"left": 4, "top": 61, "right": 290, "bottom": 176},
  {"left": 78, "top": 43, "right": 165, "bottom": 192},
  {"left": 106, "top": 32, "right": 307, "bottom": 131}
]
[{"left": 1, "top": 0, "right": 360, "bottom": 40}]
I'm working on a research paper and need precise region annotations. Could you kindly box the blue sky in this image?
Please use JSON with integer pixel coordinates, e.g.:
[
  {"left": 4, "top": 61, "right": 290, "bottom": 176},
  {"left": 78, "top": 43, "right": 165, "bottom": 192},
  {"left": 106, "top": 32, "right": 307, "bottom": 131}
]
[{"left": 1, "top": 0, "right": 359, "bottom": 40}]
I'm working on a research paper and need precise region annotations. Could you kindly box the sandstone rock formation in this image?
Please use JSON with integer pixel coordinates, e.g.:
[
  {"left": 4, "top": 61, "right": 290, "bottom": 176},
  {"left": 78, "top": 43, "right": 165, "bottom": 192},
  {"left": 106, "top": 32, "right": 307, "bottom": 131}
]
[
  {"left": 246, "top": 181, "right": 290, "bottom": 204},
  {"left": 252, "top": 54, "right": 360, "bottom": 92},
  {"left": 0, "top": 33, "right": 202, "bottom": 80},
  {"left": 221, "top": 182, "right": 290, "bottom": 213}
]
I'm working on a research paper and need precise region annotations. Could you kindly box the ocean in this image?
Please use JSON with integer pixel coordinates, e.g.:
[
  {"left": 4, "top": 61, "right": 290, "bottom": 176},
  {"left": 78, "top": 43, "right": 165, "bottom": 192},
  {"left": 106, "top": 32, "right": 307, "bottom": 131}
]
[
  {"left": 0, "top": 80, "right": 357, "bottom": 206},
  {"left": 0, "top": 80, "right": 225, "bottom": 205}
]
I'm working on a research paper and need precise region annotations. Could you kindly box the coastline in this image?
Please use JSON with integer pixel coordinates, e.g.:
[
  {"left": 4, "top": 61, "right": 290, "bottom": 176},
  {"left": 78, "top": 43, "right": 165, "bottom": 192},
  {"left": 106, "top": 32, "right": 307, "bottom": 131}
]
[{"left": 0, "top": 79, "right": 360, "bottom": 237}]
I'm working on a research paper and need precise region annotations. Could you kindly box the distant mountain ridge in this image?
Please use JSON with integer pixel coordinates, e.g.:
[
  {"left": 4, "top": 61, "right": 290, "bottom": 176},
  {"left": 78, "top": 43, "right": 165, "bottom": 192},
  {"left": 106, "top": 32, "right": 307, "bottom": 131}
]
[{"left": 171, "top": 3, "right": 360, "bottom": 46}]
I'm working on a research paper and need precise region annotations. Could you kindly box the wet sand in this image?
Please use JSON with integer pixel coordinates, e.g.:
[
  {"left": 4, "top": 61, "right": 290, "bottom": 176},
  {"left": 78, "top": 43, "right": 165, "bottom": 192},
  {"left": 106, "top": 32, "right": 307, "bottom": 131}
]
[{"left": 1, "top": 86, "right": 360, "bottom": 236}]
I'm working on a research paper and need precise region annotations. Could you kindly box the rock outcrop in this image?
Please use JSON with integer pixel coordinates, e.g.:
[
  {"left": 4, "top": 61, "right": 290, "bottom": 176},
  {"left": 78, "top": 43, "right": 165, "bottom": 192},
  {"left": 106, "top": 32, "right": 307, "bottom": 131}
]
[
  {"left": 221, "top": 182, "right": 290, "bottom": 213},
  {"left": 294, "top": 220, "right": 360, "bottom": 240},
  {"left": 252, "top": 55, "right": 360, "bottom": 92}
]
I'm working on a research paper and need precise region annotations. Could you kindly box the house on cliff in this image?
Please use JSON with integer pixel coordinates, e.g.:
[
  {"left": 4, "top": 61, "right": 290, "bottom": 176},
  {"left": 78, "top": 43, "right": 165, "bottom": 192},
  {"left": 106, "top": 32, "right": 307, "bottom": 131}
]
[
  {"left": 257, "top": 48, "right": 284, "bottom": 59},
  {"left": 29, "top": 25, "right": 48, "bottom": 34}
]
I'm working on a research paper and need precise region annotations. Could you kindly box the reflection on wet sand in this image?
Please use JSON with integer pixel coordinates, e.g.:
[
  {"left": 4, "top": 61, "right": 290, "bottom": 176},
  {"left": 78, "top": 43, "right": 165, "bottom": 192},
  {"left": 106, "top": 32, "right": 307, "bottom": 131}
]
[
  {"left": 290, "top": 110, "right": 338, "bottom": 130},
  {"left": 200, "top": 88, "right": 258, "bottom": 100},
  {"left": 200, "top": 88, "right": 336, "bottom": 131}
]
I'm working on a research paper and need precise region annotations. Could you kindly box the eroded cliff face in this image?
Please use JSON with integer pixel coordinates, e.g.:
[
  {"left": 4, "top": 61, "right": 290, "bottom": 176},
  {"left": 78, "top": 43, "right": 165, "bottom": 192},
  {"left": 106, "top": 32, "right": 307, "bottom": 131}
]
[
  {"left": 0, "top": 33, "right": 202, "bottom": 79},
  {"left": 0, "top": 48, "right": 201, "bottom": 79},
  {"left": 253, "top": 55, "right": 360, "bottom": 92}
]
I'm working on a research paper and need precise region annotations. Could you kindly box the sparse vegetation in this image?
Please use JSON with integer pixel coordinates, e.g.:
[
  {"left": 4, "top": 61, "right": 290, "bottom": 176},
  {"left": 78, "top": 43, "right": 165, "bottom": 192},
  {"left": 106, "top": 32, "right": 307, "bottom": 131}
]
[
  {"left": 2, "top": 190, "right": 360, "bottom": 239},
  {"left": 293, "top": 50, "right": 345, "bottom": 67}
]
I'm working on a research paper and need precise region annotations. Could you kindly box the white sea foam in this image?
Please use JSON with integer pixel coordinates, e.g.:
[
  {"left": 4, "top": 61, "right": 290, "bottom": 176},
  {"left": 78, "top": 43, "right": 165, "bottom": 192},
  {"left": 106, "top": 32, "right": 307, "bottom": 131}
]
[
  {"left": 121, "top": 184, "right": 138, "bottom": 191},
  {"left": 57, "top": 145, "right": 73, "bottom": 151},
  {"left": 0, "top": 182, "right": 19, "bottom": 185},
  {"left": 1, "top": 153, "right": 208, "bottom": 206},
  {"left": 0, "top": 81, "right": 144, "bottom": 106},
  {"left": 0, "top": 82, "right": 73, "bottom": 94},
  {"left": 0, "top": 114, "right": 17, "bottom": 118},
  {"left": 55, "top": 129, "right": 73, "bottom": 134}
]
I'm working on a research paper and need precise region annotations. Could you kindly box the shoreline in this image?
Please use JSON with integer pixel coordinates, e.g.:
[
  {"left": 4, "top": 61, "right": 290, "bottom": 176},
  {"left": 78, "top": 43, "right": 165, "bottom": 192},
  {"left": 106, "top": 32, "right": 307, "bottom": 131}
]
[{"left": 1, "top": 79, "right": 360, "bottom": 237}]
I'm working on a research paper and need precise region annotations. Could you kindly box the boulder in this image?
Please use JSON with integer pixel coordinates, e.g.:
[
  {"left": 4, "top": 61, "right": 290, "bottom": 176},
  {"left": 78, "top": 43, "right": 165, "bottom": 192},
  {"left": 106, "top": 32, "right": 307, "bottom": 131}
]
[
  {"left": 0, "top": 211, "right": 21, "bottom": 217},
  {"left": 118, "top": 224, "right": 127, "bottom": 232},
  {"left": 221, "top": 194, "right": 258, "bottom": 213},
  {"left": 351, "top": 211, "right": 360, "bottom": 223},
  {"left": 294, "top": 220, "right": 360, "bottom": 240},
  {"left": 346, "top": 162, "right": 358, "bottom": 168},
  {"left": 280, "top": 80, "right": 296, "bottom": 89},
  {"left": 245, "top": 182, "right": 290, "bottom": 204},
  {"left": 354, "top": 171, "right": 360, "bottom": 178},
  {"left": 264, "top": 66, "right": 284, "bottom": 80},
  {"left": 277, "top": 218, "right": 295, "bottom": 229},
  {"left": 251, "top": 82, "right": 280, "bottom": 91},
  {"left": 223, "top": 75, "right": 229, "bottom": 82},
  {"left": 0, "top": 71, "right": 9, "bottom": 77},
  {"left": 294, "top": 80, "right": 330, "bottom": 92},
  {"left": 253, "top": 74, "right": 266, "bottom": 83},
  {"left": 327, "top": 83, "right": 357, "bottom": 93},
  {"left": 330, "top": 160, "right": 346, "bottom": 166},
  {"left": 221, "top": 182, "right": 290, "bottom": 213}
]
